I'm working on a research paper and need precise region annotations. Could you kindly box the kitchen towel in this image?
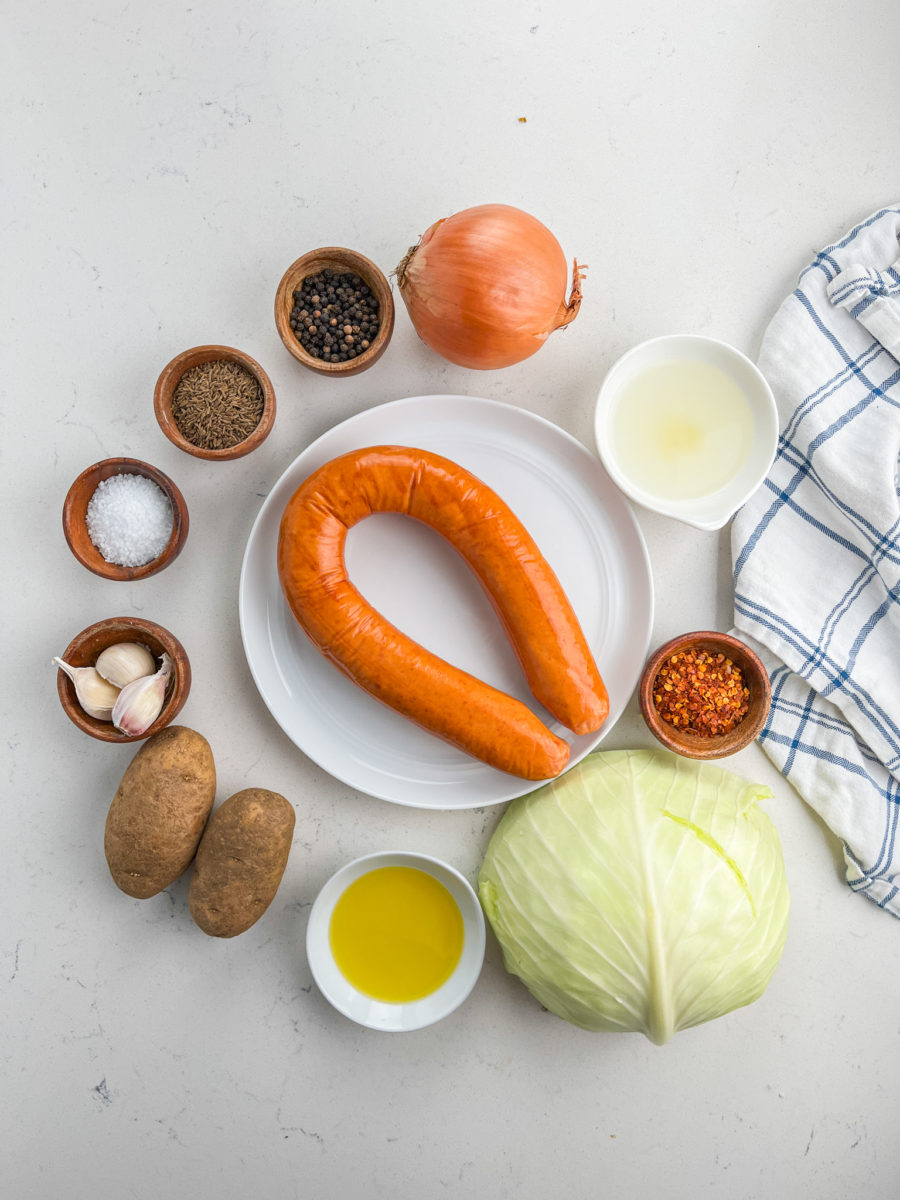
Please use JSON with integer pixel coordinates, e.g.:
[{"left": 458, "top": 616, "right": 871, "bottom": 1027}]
[{"left": 732, "top": 203, "right": 900, "bottom": 917}]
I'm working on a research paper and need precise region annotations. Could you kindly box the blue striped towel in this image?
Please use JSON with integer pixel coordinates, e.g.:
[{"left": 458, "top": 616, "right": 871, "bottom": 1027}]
[{"left": 732, "top": 203, "right": 900, "bottom": 918}]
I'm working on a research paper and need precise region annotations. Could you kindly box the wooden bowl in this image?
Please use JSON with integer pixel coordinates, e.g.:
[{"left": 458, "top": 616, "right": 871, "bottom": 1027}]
[
  {"left": 274, "top": 247, "right": 394, "bottom": 376},
  {"left": 154, "top": 344, "right": 276, "bottom": 461},
  {"left": 638, "top": 631, "right": 771, "bottom": 760},
  {"left": 63, "top": 458, "right": 189, "bottom": 581},
  {"left": 55, "top": 616, "right": 191, "bottom": 743}
]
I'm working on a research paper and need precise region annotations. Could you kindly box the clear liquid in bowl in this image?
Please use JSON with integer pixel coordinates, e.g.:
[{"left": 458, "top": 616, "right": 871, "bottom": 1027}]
[{"left": 610, "top": 359, "right": 754, "bottom": 501}]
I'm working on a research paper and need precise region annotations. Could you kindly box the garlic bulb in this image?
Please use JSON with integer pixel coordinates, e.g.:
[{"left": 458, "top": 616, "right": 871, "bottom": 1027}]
[
  {"left": 53, "top": 657, "right": 121, "bottom": 721},
  {"left": 95, "top": 641, "right": 157, "bottom": 689},
  {"left": 112, "top": 653, "right": 173, "bottom": 736}
]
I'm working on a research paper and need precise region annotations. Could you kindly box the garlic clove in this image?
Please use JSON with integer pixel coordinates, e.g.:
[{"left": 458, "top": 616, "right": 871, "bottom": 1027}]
[
  {"left": 111, "top": 653, "right": 173, "bottom": 737},
  {"left": 94, "top": 641, "right": 157, "bottom": 689},
  {"left": 53, "top": 656, "right": 121, "bottom": 721}
]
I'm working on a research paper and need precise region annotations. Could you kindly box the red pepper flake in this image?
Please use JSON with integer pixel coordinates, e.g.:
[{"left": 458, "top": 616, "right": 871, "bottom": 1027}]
[{"left": 652, "top": 649, "right": 749, "bottom": 737}]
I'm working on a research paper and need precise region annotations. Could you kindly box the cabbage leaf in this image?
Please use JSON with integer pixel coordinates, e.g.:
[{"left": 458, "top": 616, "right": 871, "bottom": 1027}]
[{"left": 478, "top": 749, "right": 790, "bottom": 1044}]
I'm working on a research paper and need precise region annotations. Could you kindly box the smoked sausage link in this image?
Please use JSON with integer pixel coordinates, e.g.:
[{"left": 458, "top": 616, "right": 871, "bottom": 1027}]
[{"left": 277, "top": 446, "right": 609, "bottom": 779}]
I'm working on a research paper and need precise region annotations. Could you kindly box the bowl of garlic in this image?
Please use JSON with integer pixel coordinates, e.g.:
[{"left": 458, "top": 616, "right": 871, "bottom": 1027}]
[{"left": 53, "top": 616, "right": 191, "bottom": 742}]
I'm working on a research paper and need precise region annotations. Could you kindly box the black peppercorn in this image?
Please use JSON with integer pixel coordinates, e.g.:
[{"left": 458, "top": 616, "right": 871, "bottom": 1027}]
[{"left": 289, "top": 267, "right": 381, "bottom": 365}]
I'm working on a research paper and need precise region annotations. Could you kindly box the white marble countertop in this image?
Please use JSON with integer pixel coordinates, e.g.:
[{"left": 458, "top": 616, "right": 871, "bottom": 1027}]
[{"left": 4, "top": 2, "right": 899, "bottom": 1196}]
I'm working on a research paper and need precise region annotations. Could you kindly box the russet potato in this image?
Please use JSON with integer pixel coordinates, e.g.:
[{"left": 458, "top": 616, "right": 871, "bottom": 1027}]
[
  {"left": 104, "top": 725, "right": 216, "bottom": 898},
  {"left": 189, "top": 788, "right": 295, "bottom": 938}
]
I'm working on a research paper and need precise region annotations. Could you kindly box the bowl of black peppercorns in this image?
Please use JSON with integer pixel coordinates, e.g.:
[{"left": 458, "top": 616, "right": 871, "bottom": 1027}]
[{"left": 275, "top": 247, "right": 395, "bottom": 376}]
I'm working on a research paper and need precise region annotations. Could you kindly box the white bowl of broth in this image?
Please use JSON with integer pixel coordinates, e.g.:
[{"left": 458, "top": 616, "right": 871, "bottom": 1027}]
[
  {"left": 594, "top": 335, "right": 778, "bottom": 530},
  {"left": 306, "top": 851, "right": 486, "bottom": 1031}
]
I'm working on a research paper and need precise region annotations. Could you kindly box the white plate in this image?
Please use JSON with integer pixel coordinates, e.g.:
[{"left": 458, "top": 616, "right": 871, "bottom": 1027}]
[{"left": 239, "top": 394, "right": 653, "bottom": 808}]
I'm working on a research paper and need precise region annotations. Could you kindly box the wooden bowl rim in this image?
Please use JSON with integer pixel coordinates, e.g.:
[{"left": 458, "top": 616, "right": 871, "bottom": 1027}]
[
  {"left": 55, "top": 615, "right": 191, "bottom": 742},
  {"left": 274, "top": 246, "right": 395, "bottom": 377},
  {"left": 62, "top": 457, "right": 189, "bottom": 581},
  {"left": 153, "top": 343, "right": 277, "bottom": 461},
  {"left": 638, "top": 630, "right": 771, "bottom": 760}
]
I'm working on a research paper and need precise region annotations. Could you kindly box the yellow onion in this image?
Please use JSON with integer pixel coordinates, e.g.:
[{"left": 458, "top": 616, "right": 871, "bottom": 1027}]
[{"left": 395, "top": 203, "right": 585, "bottom": 370}]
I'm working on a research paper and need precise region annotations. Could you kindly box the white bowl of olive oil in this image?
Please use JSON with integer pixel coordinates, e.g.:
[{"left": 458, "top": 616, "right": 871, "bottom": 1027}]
[
  {"left": 306, "top": 851, "right": 486, "bottom": 1032},
  {"left": 594, "top": 334, "right": 779, "bottom": 530}
]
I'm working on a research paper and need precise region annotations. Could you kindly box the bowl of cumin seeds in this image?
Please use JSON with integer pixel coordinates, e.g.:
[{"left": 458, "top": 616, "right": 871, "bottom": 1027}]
[{"left": 154, "top": 344, "right": 277, "bottom": 461}]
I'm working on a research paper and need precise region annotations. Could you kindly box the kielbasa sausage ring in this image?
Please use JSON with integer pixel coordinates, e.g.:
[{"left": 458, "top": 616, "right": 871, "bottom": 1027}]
[{"left": 277, "top": 446, "right": 609, "bottom": 780}]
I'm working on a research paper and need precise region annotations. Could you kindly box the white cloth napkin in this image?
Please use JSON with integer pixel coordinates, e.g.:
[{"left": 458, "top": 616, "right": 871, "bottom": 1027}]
[{"left": 731, "top": 203, "right": 900, "bottom": 917}]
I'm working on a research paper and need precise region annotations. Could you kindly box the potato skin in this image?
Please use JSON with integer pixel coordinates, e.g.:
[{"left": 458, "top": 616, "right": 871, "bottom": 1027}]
[
  {"left": 104, "top": 726, "right": 216, "bottom": 899},
  {"left": 188, "top": 788, "right": 295, "bottom": 938}
]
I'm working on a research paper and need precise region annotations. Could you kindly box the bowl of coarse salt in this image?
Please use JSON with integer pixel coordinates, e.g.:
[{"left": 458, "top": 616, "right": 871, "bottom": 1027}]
[{"left": 63, "top": 457, "right": 189, "bottom": 581}]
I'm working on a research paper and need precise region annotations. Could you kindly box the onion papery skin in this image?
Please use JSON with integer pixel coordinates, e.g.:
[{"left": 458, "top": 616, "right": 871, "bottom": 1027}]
[{"left": 396, "top": 204, "right": 585, "bottom": 370}]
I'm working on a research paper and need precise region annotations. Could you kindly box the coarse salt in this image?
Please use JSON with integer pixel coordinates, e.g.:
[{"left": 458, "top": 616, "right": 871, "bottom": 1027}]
[{"left": 85, "top": 473, "right": 174, "bottom": 567}]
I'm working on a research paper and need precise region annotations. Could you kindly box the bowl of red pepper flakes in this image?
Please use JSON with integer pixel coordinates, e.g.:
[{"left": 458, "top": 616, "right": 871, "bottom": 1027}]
[{"left": 638, "top": 631, "right": 771, "bottom": 759}]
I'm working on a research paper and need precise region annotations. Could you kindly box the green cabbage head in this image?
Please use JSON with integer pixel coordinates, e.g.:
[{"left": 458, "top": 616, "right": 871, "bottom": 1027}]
[{"left": 478, "top": 749, "right": 789, "bottom": 1044}]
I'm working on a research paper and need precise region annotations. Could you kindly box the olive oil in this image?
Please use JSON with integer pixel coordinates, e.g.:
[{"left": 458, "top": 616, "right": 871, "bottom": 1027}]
[
  {"left": 610, "top": 360, "right": 754, "bottom": 500},
  {"left": 329, "top": 866, "right": 464, "bottom": 1002}
]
